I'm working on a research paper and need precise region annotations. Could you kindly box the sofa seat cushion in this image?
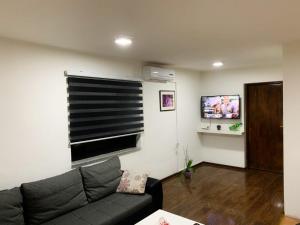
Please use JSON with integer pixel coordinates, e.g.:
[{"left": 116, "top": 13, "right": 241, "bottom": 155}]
[
  {"left": 42, "top": 193, "right": 152, "bottom": 225},
  {"left": 0, "top": 187, "right": 25, "bottom": 225},
  {"left": 22, "top": 169, "right": 88, "bottom": 225},
  {"left": 41, "top": 212, "right": 92, "bottom": 225},
  {"left": 80, "top": 157, "right": 122, "bottom": 202}
]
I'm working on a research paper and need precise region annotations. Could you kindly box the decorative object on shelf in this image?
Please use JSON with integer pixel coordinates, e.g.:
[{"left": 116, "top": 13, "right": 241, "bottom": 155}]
[
  {"left": 229, "top": 122, "right": 243, "bottom": 131},
  {"left": 182, "top": 146, "right": 194, "bottom": 179},
  {"left": 159, "top": 90, "right": 176, "bottom": 111},
  {"left": 201, "top": 125, "right": 210, "bottom": 130},
  {"left": 159, "top": 217, "right": 170, "bottom": 225},
  {"left": 217, "top": 125, "right": 222, "bottom": 130}
]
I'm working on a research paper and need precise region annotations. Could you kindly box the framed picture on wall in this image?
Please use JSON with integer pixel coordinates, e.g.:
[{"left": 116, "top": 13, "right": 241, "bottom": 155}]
[{"left": 159, "top": 90, "right": 176, "bottom": 111}]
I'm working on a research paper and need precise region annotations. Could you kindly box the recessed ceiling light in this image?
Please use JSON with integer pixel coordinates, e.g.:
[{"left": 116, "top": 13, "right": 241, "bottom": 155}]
[
  {"left": 153, "top": 71, "right": 159, "bottom": 74},
  {"left": 212, "top": 61, "right": 224, "bottom": 68},
  {"left": 114, "top": 37, "right": 132, "bottom": 47}
]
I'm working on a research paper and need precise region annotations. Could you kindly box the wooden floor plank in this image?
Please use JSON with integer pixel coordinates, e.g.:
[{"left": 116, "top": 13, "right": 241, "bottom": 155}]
[
  {"left": 162, "top": 163, "right": 288, "bottom": 225},
  {"left": 280, "top": 217, "right": 300, "bottom": 225}
]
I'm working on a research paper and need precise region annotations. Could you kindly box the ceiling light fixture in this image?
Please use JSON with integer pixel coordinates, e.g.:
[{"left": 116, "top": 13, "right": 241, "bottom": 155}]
[
  {"left": 114, "top": 37, "right": 132, "bottom": 47},
  {"left": 212, "top": 61, "right": 224, "bottom": 68}
]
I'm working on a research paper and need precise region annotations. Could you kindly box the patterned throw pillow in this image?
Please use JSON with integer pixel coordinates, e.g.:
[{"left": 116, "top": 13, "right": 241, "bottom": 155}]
[{"left": 116, "top": 170, "right": 148, "bottom": 194}]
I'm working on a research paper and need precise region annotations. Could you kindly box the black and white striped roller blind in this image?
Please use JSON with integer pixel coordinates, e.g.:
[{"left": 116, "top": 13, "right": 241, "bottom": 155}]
[{"left": 67, "top": 76, "right": 144, "bottom": 145}]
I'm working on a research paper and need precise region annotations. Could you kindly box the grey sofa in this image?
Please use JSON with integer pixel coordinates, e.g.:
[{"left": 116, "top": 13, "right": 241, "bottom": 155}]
[{"left": 0, "top": 157, "right": 163, "bottom": 225}]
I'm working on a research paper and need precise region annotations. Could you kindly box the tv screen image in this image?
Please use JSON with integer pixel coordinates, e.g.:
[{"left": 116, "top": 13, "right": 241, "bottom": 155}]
[{"left": 201, "top": 95, "right": 240, "bottom": 119}]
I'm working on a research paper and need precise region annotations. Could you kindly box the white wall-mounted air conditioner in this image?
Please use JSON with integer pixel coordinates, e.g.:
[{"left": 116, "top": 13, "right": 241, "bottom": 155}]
[{"left": 143, "top": 66, "right": 176, "bottom": 82}]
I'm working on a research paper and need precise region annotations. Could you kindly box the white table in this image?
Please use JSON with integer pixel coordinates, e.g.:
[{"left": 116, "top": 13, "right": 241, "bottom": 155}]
[{"left": 135, "top": 209, "right": 203, "bottom": 225}]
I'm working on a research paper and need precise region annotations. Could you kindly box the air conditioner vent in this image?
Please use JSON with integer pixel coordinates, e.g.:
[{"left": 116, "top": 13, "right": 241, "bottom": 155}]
[{"left": 143, "top": 66, "right": 176, "bottom": 82}]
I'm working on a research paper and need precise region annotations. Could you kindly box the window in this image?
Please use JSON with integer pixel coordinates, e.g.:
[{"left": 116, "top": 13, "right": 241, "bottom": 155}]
[{"left": 66, "top": 75, "right": 144, "bottom": 164}]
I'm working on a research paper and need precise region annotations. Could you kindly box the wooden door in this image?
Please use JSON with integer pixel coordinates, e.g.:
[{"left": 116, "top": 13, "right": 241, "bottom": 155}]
[{"left": 246, "top": 82, "right": 283, "bottom": 173}]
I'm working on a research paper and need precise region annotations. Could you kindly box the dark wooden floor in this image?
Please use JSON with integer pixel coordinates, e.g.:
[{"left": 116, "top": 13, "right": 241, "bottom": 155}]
[{"left": 163, "top": 163, "right": 284, "bottom": 225}]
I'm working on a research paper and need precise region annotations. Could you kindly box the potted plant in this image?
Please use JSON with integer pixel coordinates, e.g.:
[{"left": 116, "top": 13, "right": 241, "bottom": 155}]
[
  {"left": 229, "top": 122, "right": 242, "bottom": 131},
  {"left": 183, "top": 146, "right": 194, "bottom": 179}
]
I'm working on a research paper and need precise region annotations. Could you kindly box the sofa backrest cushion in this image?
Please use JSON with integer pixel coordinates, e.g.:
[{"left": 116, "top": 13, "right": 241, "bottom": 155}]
[
  {"left": 0, "top": 187, "right": 25, "bottom": 225},
  {"left": 21, "top": 169, "right": 88, "bottom": 225},
  {"left": 80, "top": 156, "right": 122, "bottom": 202}
]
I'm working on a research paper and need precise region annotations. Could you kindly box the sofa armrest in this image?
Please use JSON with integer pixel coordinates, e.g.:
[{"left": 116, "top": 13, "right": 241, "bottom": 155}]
[{"left": 145, "top": 177, "right": 163, "bottom": 210}]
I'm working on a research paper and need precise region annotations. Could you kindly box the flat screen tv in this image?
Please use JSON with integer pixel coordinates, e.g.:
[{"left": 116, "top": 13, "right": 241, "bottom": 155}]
[{"left": 201, "top": 95, "right": 240, "bottom": 119}]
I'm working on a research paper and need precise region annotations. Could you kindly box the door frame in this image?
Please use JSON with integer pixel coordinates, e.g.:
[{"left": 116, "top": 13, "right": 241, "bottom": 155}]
[{"left": 244, "top": 81, "right": 283, "bottom": 170}]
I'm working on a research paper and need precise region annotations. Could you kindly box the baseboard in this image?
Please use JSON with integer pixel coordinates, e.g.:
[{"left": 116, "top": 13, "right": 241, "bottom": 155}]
[
  {"left": 161, "top": 161, "right": 204, "bottom": 182},
  {"left": 200, "top": 161, "right": 246, "bottom": 170},
  {"left": 161, "top": 161, "right": 245, "bottom": 182},
  {"left": 284, "top": 214, "right": 300, "bottom": 222}
]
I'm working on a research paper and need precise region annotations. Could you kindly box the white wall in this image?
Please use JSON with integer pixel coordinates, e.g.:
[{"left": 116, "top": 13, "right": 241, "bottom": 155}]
[
  {"left": 176, "top": 69, "right": 203, "bottom": 169},
  {"left": 199, "top": 66, "right": 283, "bottom": 167},
  {"left": 283, "top": 41, "right": 300, "bottom": 219},
  {"left": 0, "top": 38, "right": 202, "bottom": 189},
  {"left": 121, "top": 70, "right": 203, "bottom": 178}
]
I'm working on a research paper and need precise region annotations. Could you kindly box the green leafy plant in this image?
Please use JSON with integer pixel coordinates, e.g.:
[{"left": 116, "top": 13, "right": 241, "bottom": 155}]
[
  {"left": 185, "top": 159, "right": 193, "bottom": 172},
  {"left": 229, "top": 122, "right": 242, "bottom": 131},
  {"left": 182, "top": 146, "right": 194, "bottom": 178}
]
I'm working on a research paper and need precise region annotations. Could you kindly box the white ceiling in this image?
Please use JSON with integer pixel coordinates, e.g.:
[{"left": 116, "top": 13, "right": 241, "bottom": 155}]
[{"left": 0, "top": 0, "right": 299, "bottom": 71}]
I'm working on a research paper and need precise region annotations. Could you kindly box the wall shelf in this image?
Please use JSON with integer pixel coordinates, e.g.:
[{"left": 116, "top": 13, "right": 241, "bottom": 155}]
[{"left": 197, "top": 129, "right": 244, "bottom": 136}]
